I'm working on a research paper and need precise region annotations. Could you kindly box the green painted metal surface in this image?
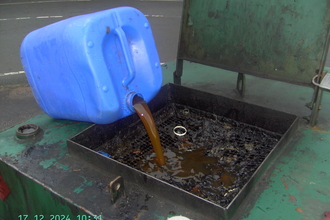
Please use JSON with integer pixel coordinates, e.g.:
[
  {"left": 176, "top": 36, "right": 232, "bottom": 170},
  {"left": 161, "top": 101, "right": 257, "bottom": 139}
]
[
  {"left": 178, "top": 0, "right": 330, "bottom": 85},
  {"left": 1, "top": 62, "right": 330, "bottom": 219},
  {"left": 0, "top": 161, "right": 87, "bottom": 220},
  {"left": 0, "top": 113, "right": 206, "bottom": 220},
  {"left": 168, "top": 61, "right": 330, "bottom": 219},
  {"left": 0, "top": 114, "right": 90, "bottom": 159},
  {"left": 241, "top": 127, "right": 330, "bottom": 220},
  {"left": 0, "top": 115, "right": 93, "bottom": 220}
]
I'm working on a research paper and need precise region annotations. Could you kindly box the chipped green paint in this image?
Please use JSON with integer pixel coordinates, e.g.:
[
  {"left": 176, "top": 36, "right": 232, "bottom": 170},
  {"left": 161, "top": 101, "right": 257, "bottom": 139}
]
[
  {"left": 0, "top": 114, "right": 90, "bottom": 161},
  {"left": 178, "top": 0, "right": 330, "bottom": 85},
  {"left": 242, "top": 128, "right": 330, "bottom": 220},
  {"left": 0, "top": 123, "right": 31, "bottom": 157},
  {"left": 324, "top": 66, "right": 330, "bottom": 73},
  {"left": 39, "top": 156, "right": 71, "bottom": 170},
  {"left": 73, "top": 176, "right": 93, "bottom": 194},
  {"left": 58, "top": 145, "right": 68, "bottom": 159},
  {"left": 0, "top": 160, "right": 87, "bottom": 219},
  {"left": 0, "top": 140, "right": 26, "bottom": 158},
  {"left": 39, "top": 158, "right": 57, "bottom": 168},
  {"left": 1, "top": 61, "right": 330, "bottom": 219},
  {"left": 54, "top": 162, "right": 69, "bottom": 171},
  {"left": 38, "top": 121, "right": 87, "bottom": 146}
]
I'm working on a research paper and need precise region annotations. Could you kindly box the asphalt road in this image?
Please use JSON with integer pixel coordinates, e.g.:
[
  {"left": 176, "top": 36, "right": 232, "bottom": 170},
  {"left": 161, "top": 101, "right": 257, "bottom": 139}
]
[
  {"left": 1, "top": 0, "right": 330, "bottom": 131},
  {"left": 0, "top": 0, "right": 183, "bottom": 131},
  {"left": 0, "top": 0, "right": 183, "bottom": 83}
]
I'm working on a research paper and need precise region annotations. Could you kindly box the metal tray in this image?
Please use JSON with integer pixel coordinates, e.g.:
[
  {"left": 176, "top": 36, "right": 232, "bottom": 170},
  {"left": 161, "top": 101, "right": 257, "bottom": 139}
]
[{"left": 67, "top": 83, "right": 298, "bottom": 219}]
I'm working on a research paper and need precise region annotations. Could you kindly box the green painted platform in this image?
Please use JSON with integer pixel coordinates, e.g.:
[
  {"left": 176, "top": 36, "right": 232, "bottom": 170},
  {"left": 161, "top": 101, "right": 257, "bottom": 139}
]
[{"left": 1, "top": 61, "right": 330, "bottom": 220}]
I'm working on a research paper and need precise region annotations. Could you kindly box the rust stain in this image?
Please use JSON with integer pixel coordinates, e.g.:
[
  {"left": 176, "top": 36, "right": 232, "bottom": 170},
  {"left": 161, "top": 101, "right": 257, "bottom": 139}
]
[
  {"left": 46, "top": 121, "right": 80, "bottom": 129},
  {"left": 190, "top": 186, "right": 202, "bottom": 196},
  {"left": 312, "top": 126, "right": 329, "bottom": 134},
  {"left": 132, "top": 210, "right": 144, "bottom": 220},
  {"left": 281, "top": 178, "right": 289, "bottom": 189},
  {"left": 289, "top": 195, "right": 297, "bottom": 203},
  {"left": 295, "top": 207, "right": 303, "bottom": 213},
  {"left": 284, "top": 183, "right": 289, "bottom": 189},
  {"left": 79, "top": 206, "right": 88, "bottom": 213}
]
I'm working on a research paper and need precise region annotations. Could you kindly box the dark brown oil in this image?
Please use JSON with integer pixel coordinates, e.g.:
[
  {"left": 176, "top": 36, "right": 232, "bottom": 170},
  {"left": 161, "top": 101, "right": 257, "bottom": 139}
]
[
  {"left": 133, "top": 95, "right": 165, "bottom": 166},
  {"left": 170, "top": 149, "right": 217, "bottom": 178},
  {"left": 140, "top": 148, "right": 219, "bottom": 177}
]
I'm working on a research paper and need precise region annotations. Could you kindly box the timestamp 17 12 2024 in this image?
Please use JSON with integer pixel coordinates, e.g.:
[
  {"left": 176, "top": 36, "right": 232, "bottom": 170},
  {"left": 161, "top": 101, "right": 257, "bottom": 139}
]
[{"left": 18, "top": 215, "right": 102, "bottom": 220}]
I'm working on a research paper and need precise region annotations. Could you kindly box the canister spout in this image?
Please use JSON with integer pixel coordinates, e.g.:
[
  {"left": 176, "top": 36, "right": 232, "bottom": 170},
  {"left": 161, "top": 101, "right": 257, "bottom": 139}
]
[{"left": 126, "top": 92, "right": 143, "bottom": 113}]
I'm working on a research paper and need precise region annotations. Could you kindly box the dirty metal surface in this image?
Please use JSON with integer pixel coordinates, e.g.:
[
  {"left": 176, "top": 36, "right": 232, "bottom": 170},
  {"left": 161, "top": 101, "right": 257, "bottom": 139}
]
[
  {"left": 0, "top": 114, "right": 210, "bottom": 220},
  {"left": 68, "top": 83, "right": 299, "bottom": 219},
  {"left": 0, "top": 115, "right": 93, "bottom": 219},
  {"left": 99, "top": 103, "right": 282, "bottom": 208},
  {"left": 177, "top": 0, "right": 330, "bottom": 85}
]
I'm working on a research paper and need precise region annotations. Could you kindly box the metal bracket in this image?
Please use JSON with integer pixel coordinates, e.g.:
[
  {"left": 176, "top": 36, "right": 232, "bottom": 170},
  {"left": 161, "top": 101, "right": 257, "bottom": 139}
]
[
  {"left": 306, "top": 71, "right": 327, "bottom": 126},
  {"left": 174, "top": 59, "right": 183, "bottom": 85},
  {"left": 109, "top": 176, "right": 126, "bottom": 204},
  {"left": 236, "top": 72, "right": 246, "bottom": 98}
]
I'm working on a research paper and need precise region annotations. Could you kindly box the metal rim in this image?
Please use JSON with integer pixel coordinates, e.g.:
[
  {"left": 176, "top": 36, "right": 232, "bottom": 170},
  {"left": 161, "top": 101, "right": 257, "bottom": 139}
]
[
  {"left": 167, "top": 216, "right": 191, "bottom": 220},
  {"left": 173, "top": 126, "right": 187, "bottom": 136},
  {"left": 182, "top": 108, "right": 190, "bottom": 115}
]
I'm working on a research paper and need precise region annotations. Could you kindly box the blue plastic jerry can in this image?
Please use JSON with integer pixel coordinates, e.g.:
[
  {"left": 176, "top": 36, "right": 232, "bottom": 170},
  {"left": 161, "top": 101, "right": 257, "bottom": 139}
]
[{"left": 20, "top": 7, "right": 162, "bottom": 124}]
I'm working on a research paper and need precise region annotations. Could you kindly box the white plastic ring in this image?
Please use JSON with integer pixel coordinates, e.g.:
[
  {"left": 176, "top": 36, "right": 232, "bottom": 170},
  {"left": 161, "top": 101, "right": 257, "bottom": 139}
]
[
  {"left": 173, "top": 126, "right": 187, "bottom": 136},
  {"left": 167, "top": 216, "right": 191, "bottom": 220}
]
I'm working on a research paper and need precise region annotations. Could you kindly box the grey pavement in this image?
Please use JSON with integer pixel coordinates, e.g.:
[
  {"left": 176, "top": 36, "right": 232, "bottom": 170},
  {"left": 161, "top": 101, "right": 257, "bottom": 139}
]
[
  {"left": 1, "top": 0, "right": 330, "bottom": 132},
  {"left": 0, "top": 0, "right": 183, "bottom": 131}
]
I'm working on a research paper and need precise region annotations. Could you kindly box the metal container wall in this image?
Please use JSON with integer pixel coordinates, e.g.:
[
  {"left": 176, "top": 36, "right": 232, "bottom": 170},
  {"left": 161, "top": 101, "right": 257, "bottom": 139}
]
[{"left": 177, "top": 0, "right": 330, "bottom": 85}]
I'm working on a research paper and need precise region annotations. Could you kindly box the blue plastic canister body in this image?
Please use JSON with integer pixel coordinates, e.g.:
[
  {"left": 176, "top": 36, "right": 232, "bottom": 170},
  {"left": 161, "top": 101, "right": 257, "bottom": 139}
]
[{"left": 20, "top": 7, "right": 162, "bottom": 124}]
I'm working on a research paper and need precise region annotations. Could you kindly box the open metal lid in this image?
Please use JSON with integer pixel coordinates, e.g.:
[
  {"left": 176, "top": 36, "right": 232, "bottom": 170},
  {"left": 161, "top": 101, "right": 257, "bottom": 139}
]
[{"left": 177, "top": 0, "right": 330, "bottom": 85}]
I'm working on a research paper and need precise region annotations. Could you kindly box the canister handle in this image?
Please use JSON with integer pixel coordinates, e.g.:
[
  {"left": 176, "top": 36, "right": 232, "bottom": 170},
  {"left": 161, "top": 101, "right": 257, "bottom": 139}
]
[{"left": 113, "top": 13, "right": 136, "bottom": 87}]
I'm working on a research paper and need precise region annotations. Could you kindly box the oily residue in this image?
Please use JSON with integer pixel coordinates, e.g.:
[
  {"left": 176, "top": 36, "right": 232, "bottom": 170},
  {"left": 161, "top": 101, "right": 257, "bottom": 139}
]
[{"left": 100, "top": 103, "right": 281, "bottom": 207}]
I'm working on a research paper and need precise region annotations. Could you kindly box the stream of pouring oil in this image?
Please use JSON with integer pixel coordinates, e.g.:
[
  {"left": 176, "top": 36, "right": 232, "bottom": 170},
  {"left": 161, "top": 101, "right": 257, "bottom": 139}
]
[{"left": 133, "top": 95, "right": 166, "bottom": 166}]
